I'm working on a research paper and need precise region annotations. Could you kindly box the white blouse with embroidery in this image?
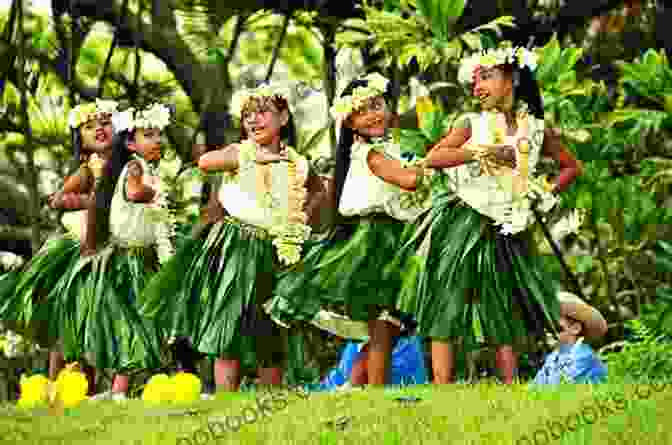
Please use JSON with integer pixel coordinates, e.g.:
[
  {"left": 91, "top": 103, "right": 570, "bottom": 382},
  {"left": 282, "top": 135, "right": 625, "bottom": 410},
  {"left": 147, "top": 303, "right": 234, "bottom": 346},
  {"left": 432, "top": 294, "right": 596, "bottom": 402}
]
[
  {"left": 338, "top": 141, "right": 430, "bottom": 222},
  {"left": 444, "top": 112, "right": 557, "bottom": 234},
  {"left": 110, "top": 156, "right": 161, "bottom": 247},
  {"left": 218, "top": 142, "right": 309, "bottom": 230}
]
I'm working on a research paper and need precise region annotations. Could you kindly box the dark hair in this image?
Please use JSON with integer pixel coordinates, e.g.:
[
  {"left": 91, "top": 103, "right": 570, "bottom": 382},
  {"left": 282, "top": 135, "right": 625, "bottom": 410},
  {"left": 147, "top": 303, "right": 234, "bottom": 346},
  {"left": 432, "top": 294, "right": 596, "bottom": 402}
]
[
  {"left": 84, "top": 131, "right": 132, "bottom": 250},
  {"left": 498, "top": 64, "right": 544, "bottom": 119},
  {"left": 333, "top": 75, "right": 393, "bottom": 208},
  {"left": 72, "top": 128, "right": 83, "bottom": 169}
]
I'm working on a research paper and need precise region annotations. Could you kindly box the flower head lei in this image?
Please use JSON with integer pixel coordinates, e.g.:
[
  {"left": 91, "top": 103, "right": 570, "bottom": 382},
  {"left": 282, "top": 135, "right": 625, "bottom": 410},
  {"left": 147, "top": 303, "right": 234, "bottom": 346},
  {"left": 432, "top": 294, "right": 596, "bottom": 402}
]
[
  {"left": 112, "top": 103, "right": 172, "bottom": 132},
  {"left": 330, "top": 72, "right": 390, "bottom": 121},
  {"left": 230, "top": 82, "right": 293, "bottom": 119},
  {"left": 67, "top": 99, "right": 119, "bottom": 129},
  {"left": 457, "top": 45, "right": 539, "bottom": 85}
]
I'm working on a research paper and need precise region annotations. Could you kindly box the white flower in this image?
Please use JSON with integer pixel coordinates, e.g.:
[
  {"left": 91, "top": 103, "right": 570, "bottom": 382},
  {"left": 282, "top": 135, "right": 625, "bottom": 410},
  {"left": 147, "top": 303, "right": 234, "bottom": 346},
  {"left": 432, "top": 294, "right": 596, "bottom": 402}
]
[
  {"left": 551, "top": 209, "right": 585, "bottom": 240},
  {"left": 112, "top": 109, "right": 135, "bottom": 133},
  {"left": 328, "top": 73, "right": 390, "bottom": 121},
  {"left": 0, "top": 251, "right": 24, "bottom": 270},
  {"left": 135, "top": 103, "right": 171, "bottom": 130},
  {"left": 363, "top": 72, "right": 389, "bottom": 94},
  {"left": 67, "top": 100, "right": 119, "bottom": 128},
  {"left": 229, "top": 82, "right": 293, "bottom": 118},
  {"left": 458, "top": 45, "right": 539, "bottom": 85}
]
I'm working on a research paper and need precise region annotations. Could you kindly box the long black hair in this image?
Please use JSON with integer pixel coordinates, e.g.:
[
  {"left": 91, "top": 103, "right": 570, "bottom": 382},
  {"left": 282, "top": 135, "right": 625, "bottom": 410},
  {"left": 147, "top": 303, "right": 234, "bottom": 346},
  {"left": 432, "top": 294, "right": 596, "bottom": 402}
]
[
  {"left": 85, "top": 130, "right": 132, "bottom": 250},
  {"left": 333, "top": 76, "right": 394, "bottom": 208},
  {"left": 501, "top": 63, "right": 544, "bottom": 120}
]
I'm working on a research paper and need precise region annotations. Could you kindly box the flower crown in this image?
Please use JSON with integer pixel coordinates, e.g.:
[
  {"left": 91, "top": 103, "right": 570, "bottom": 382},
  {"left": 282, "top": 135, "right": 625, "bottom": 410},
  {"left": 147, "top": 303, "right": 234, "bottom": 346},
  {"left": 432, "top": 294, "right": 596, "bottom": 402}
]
[
  {"left": 457, "top": 45, "right": 539, "bottom": 85},
  {"left": 112, "top": 103, "right": 171, "bottom": 132},
  {"left": 330, "top": 72, "right": 390, "bottom": 121},
  {"left": 67, "top": 99, "right": 119, "bottom": 129},
  {"left": 230, "top": 82, "right": 292, "bottom": 119}
]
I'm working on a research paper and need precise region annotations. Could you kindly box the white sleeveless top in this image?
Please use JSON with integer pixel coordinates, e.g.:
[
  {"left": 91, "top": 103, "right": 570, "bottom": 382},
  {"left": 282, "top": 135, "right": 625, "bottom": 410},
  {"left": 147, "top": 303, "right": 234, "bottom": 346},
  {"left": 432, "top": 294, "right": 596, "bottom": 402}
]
[
  {"left": 110, "top": 156, "right": 160, "bottom": 247},
  {"left": 338, "top": 141, "right": 430, "bottom": 222},
  {"left": 444, "top": 112, "right": 556, "bottom": 234},
  {"left": 218, "top": 141, "right": 310, "bottom": 231}
]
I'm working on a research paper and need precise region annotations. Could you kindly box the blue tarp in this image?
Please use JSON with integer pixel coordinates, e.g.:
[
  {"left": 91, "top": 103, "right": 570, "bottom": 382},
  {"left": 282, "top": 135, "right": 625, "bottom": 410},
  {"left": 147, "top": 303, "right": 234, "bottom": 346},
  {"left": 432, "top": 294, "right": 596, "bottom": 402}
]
[{"left": 319, "top": 336, "right": 428, "bottom": 389}]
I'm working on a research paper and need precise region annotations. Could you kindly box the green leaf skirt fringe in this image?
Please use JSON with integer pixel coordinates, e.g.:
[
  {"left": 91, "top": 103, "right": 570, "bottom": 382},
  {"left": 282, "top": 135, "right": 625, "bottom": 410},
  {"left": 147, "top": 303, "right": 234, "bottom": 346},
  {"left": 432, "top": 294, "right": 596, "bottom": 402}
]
[
  {"left": 140, "top": 217, "right": 293, "bottom": 369},
  {"left": 0, "top": 236, "right": 81, "bottom": 347},
  {"left": 392, "top": 192, "right": 561, "bottom": 351},
  {"left": 265, "top": 215, "right": 417, "bottom": 325},
  {"left": 0, "top": 236, "right": 161, "bottom": 371}
]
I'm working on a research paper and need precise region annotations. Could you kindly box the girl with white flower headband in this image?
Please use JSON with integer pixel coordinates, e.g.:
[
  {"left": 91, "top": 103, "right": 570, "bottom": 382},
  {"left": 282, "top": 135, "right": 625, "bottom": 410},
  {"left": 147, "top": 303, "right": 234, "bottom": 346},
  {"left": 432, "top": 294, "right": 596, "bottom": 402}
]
[
  {"left": 45, "top": 103, "right": 174, "bottom": 400},
  {"left": 394, "top": 43, "right": 584, "bottom": 384},
  {"left": 264, "top": 73, "right": 433, "bottom": 386},
  {"left": 0, "top": 99, "right": 118, "bottom": 394},
  {"left": 140, "top": 82, "right": 329, "bottom": 391}
]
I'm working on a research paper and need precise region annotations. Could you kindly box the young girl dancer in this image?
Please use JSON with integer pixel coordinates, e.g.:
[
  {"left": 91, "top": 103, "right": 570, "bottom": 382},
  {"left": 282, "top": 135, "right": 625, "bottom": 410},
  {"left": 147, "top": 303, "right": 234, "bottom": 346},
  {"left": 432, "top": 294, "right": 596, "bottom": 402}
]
[
  {"left": 265, "top": 73, "right": 432, "bottom": 386},
  {"left": 0, "top": 99, "right": 118, "bottom": 393},
  {"left": 141, "top": 82, "right": 328, "bottom": 391},
  {"left": 56, "top": 103, "right": 174, "bottom": 399},
  {"left": 397, "top": 44, "right": 583, "bottom": 384}
]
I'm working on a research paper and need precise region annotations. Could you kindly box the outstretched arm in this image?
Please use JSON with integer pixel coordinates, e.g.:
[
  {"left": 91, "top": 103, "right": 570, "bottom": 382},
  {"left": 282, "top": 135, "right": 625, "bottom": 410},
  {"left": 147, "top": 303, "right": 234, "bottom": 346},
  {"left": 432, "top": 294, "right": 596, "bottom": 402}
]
[
  {"left": 126, "top": 161, "right": 156, "bottom": 202},
  {"left": 198, "top": 144, "right": 240, "bottom": 172},
  {"left": 424, "top": 127, "right": 474, "bottom": 168},
  {"left": 366, "top": 151, "right": 420, "bottom": 191},
  {"left": 542, "top": 128, "right": 584, "bottom": 194}
]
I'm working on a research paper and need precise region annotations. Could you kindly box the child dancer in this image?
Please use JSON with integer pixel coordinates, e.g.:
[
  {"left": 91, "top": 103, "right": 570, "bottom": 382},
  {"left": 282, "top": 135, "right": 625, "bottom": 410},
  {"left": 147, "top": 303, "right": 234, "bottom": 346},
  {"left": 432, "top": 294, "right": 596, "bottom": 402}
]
[
  {"left": 397, "top": 43, "right": 584, "bottom": 384},
  {"left": 141, "top": 82, "right": 328, "bottom": 391},
  {"left": 0, "top": 99, "right": 118, "bottom": 393},
  {"left": 265, "top": 73, "right": 432, "bottom": 386},
  {"left": 57, "top": 103, "right": 173, "bottom": 399}
]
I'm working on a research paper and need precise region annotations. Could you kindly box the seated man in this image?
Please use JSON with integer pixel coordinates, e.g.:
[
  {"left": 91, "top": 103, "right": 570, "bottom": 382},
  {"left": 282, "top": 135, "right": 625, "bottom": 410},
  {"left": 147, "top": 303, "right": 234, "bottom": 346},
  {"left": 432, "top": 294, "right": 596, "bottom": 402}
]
[
  {"left": 533, "top": 291, "right": 608, "bottom": 384},
  {"left": 319, "top": 315, "right": 428, "bottom": 389}
]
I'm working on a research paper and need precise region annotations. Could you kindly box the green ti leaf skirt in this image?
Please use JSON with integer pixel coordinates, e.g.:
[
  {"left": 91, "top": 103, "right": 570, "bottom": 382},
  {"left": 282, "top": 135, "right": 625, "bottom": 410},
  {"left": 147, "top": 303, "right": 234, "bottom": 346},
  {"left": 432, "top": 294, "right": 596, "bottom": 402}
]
[{"left": 392, "top": 192, "right": 561, "bottom": 351}]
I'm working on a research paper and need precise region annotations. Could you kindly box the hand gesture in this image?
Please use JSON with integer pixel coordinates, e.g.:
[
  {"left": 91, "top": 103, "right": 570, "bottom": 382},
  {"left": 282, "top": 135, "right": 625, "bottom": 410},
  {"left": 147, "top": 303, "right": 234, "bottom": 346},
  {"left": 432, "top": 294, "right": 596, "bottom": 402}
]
[
  {"left": 256, "top": 147, "right": 289, "bottom": 164},
  {"left": 478, "top": 144, "right": 516, "bottom": 167}
]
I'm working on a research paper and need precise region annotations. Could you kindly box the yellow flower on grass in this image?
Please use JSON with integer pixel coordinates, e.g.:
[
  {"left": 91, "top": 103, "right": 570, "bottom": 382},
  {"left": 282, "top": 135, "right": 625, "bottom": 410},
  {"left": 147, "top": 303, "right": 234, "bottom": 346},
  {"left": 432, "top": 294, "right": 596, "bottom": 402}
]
[
  {"left": 172, "top": 372, "right": 202, "bottom": 404},
  {"left": 17, "top": 374, "right": 49, "bottom": 409},
  {"left": 55, "top": 368, "right": 88, "bottom": 408},
  {"left": 142, "top": 374, "right": 174, "bottom": 403}
]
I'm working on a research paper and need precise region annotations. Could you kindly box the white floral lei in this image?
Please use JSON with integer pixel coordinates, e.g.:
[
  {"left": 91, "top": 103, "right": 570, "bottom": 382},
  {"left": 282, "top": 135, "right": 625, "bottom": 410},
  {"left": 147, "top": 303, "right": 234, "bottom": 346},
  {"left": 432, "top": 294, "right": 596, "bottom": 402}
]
[
  {"left": 134, "top": 155, "right": 177, "bottom": 264},
  {"left": 112, "top": 103, "right": 171, "bottom": 132},
  {"left": 466, "top": 108, "right": 558, "bottom": 235},
  {"left": 238, "top": 140, "right": 311, "bottom": 266},
  {"left": 457, "top": 45, "right": 539, "bottom": 85},
  {"left": 67, "top": 99, "right": 119, "bottom": 129},
  {"left": 330, "top": 72, "right": 390, "bottom": 121},
  {"left": 230, "top": 82, "right": 293, "bottom": 119}
]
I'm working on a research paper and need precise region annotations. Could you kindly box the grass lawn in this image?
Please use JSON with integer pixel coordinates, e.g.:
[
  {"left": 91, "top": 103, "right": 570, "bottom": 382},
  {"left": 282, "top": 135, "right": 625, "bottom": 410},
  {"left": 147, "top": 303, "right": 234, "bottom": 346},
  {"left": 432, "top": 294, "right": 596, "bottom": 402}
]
[{"left": 1, "top": 382, "right": 671, "bottom": 445}]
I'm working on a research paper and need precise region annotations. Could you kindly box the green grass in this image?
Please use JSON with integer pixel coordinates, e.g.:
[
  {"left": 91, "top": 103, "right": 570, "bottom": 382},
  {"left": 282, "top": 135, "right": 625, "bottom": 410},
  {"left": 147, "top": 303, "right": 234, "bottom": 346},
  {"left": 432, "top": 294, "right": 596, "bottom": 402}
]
[{"left": 1, "top": 383, "right": 671, "bottom": 445}]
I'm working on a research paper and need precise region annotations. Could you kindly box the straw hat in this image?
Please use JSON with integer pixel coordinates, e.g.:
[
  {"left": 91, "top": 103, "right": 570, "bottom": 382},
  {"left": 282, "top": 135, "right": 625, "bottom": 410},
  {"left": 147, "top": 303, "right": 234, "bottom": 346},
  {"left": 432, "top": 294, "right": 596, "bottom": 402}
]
[{"left": 557, "top": 291, "right": 608, "bottom": 340}]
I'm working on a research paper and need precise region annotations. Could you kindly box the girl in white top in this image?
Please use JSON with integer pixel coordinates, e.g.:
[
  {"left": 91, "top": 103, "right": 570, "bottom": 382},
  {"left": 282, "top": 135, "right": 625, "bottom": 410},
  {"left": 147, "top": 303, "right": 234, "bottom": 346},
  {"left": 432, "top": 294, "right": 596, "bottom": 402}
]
[{"left": 265, "top": 73, "right": 432, "bottom": 386}]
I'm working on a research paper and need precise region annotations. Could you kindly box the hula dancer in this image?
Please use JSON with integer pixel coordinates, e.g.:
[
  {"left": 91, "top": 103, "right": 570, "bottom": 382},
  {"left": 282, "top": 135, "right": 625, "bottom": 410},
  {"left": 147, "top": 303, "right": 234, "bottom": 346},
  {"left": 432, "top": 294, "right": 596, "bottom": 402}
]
[
  {"left": 57, "top": 103, "right": 174, "bottom": 399},
  {"left": 398, "top": 43, "right": 583, "bottom": 384},
  {"left": 141, "top": 82, "right": 328, "bottom": 391},
  {"left": 0, "top": 99, "right": 118, "bottom": 393},
  {"left": 265, "top": 73, "right": 432, "bottom": 386}
]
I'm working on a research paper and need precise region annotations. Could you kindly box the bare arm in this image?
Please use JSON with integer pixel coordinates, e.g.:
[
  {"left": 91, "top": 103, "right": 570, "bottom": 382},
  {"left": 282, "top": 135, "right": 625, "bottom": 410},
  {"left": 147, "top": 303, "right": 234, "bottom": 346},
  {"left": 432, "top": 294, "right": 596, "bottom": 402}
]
[
  {"left": 198, "top": 144, "right": 240, "bottom": 172},
  {"left": 541, "top": 128, "right": 584, "bottom": 193},
  {"left": 303, "top": 170, "right": 328, "bottom": 228},
  {"left": 424, "top": 127, "right": 474, "bottom": 168},
  {"left": 48, "top": 166, "right": 94, "bottom": 209},
  {"left": 366, "top": 151, "right": 419, "bottom": 191},
  {"left": 126, "top": 161, "right": 157, "bottom": 202}
]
